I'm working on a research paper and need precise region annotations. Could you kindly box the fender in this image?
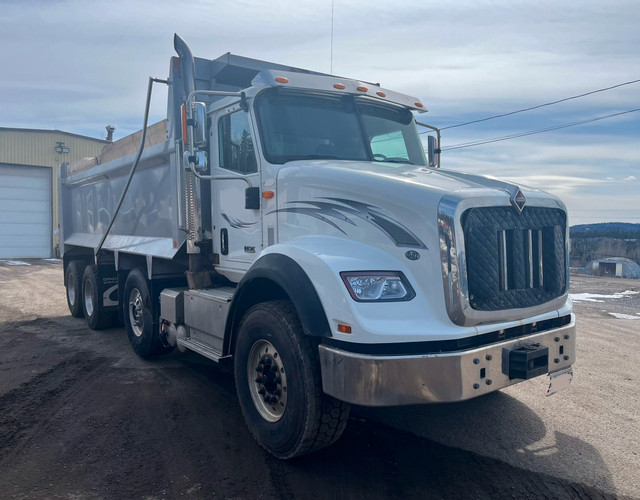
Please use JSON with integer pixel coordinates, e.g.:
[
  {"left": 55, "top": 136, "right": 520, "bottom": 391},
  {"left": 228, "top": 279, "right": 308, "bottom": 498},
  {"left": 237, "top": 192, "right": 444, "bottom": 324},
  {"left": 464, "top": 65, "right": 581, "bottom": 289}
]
[{"left": 225, "top": 253, "right": 331, "bottom": 354}]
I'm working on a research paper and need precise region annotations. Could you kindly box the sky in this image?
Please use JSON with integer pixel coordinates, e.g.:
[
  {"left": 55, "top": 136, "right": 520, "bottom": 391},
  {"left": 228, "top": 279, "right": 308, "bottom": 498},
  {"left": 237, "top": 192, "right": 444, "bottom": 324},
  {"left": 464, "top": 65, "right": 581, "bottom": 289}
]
[{"left": 1, "top": 0, "right": 638, "bottom": 225}]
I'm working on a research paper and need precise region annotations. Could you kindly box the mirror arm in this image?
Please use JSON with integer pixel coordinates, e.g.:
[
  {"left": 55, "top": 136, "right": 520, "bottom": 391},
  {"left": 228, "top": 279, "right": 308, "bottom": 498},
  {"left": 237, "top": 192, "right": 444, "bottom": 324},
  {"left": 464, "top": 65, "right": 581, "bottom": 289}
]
[{"left": 417, "top": 120, "right": 441, "bottom": 168}]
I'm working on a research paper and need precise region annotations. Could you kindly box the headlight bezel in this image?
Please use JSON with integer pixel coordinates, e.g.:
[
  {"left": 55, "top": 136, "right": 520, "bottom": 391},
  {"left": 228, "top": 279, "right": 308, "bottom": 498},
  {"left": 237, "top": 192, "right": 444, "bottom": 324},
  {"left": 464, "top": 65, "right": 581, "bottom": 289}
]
[{"left": 340, "top": 271, "right": 416, "bottom": 303}]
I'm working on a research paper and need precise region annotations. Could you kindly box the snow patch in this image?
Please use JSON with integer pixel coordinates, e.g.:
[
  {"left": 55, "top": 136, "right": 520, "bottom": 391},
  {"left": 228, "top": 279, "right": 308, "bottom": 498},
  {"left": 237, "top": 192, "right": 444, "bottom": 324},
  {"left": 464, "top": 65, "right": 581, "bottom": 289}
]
[
  {"left": 608, "top": 312, "right": 640, "bottom": 320},
  {"left": 0, "top": 260, "right": 31, "bottom": 266},
  {"left": 571, "top": 291, "right": 639, "bottom": 302}
]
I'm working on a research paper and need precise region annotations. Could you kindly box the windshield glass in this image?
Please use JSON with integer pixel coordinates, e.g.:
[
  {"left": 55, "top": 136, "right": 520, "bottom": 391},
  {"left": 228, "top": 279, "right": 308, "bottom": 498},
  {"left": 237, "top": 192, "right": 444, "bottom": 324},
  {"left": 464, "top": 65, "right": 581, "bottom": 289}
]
[{"left": 255, "top": 89, "right": 427, "bottom": 166}]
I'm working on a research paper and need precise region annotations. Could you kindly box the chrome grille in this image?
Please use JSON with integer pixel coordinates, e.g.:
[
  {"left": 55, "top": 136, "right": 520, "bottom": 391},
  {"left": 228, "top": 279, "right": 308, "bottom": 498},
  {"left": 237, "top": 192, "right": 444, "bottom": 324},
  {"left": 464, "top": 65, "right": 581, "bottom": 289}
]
[{"left": 462, "top": 206, "right": 567, "bottom": 311}]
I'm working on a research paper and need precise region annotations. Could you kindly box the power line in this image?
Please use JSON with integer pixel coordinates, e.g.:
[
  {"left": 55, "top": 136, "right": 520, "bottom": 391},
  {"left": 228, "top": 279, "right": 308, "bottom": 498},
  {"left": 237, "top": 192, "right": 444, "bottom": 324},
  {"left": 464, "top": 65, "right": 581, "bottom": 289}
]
[
  {"left": 440, "top": 108, "right": 640, "bottom": 151},
  {"left": 420, "top": 78, "right": 640, "bottom": 133}
]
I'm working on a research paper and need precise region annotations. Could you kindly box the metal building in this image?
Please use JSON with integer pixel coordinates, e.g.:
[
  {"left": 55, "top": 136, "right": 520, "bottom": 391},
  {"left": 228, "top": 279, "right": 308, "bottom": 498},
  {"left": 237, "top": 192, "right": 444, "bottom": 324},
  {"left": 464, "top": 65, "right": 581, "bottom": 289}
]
[
  {"left": 0, "top": 127, "right": 109, "bottom": 258},
  {"left": 589, "top": 257, "right": 640, "bottom": 279}
]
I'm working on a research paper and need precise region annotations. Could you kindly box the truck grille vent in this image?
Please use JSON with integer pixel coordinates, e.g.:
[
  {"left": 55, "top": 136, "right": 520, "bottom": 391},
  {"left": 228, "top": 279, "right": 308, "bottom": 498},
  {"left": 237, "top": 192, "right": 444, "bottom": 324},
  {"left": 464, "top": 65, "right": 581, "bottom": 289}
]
[{"left": 462, "top": 206, "right": 566, "bottom": 311}]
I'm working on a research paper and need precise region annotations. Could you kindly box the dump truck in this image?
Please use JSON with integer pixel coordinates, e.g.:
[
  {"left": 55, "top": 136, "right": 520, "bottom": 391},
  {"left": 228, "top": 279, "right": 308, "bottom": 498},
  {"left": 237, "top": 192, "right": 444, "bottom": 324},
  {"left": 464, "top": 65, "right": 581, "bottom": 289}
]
[{"left": 59, "top": 34, "right": 575, "bottom": 459}]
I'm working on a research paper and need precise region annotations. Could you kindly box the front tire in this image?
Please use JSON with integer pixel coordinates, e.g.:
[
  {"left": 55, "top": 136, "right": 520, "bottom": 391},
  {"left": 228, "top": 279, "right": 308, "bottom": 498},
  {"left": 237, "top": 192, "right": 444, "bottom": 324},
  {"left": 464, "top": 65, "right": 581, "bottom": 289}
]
[
  {"left": 65, "top": 260, "right": 85, "bottom": 318},
  {"left": 123, "top": 268, "right": 172, "bottom": 358},
  {"left": 234, "top": 300, "right": 350, "bottom": 459}
]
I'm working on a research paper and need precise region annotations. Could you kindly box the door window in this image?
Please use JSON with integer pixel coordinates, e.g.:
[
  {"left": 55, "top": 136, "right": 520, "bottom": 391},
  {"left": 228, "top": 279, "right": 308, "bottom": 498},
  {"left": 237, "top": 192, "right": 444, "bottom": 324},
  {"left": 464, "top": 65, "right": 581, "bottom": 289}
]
[{"left": 218, "top": 111, "right": 258, "bottom": 174}]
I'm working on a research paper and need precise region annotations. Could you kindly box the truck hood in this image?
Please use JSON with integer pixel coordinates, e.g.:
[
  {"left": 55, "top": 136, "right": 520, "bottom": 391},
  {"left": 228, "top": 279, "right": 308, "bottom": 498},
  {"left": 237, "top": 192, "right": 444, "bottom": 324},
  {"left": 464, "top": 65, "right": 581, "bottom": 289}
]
[
  {"left": 274, "top": 159, "right": 563, "bottom": 253},
  {"left": 277, "top": 159, "right": 547, "bottom": 198}
]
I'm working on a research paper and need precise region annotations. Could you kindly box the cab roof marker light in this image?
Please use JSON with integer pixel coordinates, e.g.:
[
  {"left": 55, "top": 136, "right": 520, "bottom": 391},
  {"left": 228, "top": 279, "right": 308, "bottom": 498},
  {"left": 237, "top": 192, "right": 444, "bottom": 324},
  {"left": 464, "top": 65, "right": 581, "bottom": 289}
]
[
  {"left": 333, "top": 83, "right": 346, "bottom": 90},
  {"left": 415, "top": 102, "right": 424, "bottom": 108},
  {"left": 275, "top": 77, "right": 289, "bottom": 84},
  {"left": 376, "top": 91, "right": 386, "bottom": 97},
  {"left": 357, "top": 86, "right": 369, "bottom": 92}
]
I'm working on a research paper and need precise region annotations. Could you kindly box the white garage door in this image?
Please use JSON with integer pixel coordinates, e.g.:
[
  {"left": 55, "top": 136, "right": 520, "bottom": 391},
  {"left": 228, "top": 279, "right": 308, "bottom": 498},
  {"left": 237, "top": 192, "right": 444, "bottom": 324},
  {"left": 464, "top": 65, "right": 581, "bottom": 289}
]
[{"left": 0, "top": 165, "right": 52, "bottom": 258}]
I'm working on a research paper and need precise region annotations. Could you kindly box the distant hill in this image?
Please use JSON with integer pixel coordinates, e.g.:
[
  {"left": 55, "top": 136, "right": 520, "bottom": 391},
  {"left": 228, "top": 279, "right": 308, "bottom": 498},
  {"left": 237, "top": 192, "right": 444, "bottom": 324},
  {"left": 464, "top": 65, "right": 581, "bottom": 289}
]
[
  {"left": 570, "top": 222, "right": 640, "bottom": 240},
  {"left": 569, "top": 222, "right": 640, "bottom": 267}
]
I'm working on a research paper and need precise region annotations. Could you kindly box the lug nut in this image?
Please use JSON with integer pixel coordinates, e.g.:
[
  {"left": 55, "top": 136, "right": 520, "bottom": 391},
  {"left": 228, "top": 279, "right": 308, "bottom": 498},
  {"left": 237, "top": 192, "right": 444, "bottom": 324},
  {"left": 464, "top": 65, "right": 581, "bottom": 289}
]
[
  {"left": 258, "top": 388, "right": 266, "bottom": 395},
  {"left": 473, "top": 358, "right": 480, "bottom": 365},
  {"left": 473, "top": 383, "right": 480, "bottom": 389},
  {"left": 485, "top": 354, "right": 492, "bottom": 361}
]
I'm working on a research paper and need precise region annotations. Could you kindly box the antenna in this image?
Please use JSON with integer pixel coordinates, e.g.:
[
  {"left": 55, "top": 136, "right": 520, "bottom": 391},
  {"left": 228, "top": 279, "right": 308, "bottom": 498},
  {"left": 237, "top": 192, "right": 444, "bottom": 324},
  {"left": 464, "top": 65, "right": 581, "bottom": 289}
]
[{"left": 330, "top": 0, "right": 334, "bottom": 74}]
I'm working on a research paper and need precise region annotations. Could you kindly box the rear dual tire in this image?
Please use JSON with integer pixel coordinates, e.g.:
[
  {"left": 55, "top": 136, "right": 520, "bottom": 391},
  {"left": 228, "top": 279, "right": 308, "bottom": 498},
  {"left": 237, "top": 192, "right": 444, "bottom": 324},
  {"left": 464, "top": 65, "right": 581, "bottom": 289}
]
[
  {"left": 123, "top": 268, "right": 173, "bottom": 358},
  {"left": 81, "top": 265, "right": 116, "bottom": 330},
  {"left": 65, "top": 261, "right": 85, "bottom": 318}
]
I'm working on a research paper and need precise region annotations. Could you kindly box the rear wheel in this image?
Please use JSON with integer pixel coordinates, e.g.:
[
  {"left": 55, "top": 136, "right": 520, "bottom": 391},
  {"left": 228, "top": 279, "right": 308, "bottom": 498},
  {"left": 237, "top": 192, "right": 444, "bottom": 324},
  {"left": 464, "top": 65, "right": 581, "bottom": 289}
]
[
  {"left": 234, "top": 300, "right": 350, "bottom": 459},
  {"left": 123, "top": 268, "right": 173, "bottom": 358},
  {"left": 65, "top": 260, "right": 85, "bottom": 318},
  {"left": 82, "top": 265, "right": 115, "bottom": 330}
]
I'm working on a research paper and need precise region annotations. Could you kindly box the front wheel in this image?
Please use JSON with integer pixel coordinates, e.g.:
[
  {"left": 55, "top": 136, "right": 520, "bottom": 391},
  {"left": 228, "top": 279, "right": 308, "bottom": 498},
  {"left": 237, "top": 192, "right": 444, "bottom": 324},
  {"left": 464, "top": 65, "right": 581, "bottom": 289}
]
[{"left": 234, "top": 300, "right": 350, "bottom": 459}]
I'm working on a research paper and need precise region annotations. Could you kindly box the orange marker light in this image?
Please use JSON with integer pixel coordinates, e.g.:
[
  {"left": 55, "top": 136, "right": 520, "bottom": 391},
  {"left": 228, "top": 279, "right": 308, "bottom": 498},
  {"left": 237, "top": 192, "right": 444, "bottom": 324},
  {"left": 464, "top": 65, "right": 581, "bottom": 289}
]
[
  {"left": 357, "top": 86, "right": 368, "bottom": 92},
  {"left": 333, "top": 83, "right": 346, "bottom": 90},
  {"left": 181, "top": 104, "right": 188, "bottom": 144},
  {"left": 415, "top": 102, "right": 424, "bottom": 108},
  {"left": 275, "top": 77, "right": 289, "bottom": 83},
  {"left": 376, "top": 91, "right": 386, "bottom": 97},
  {"left": 262, "top": 190, "right": 275, "bottom": 199},
  {"left": 337, "top": 324, "right": 352, "bottom": 334}
]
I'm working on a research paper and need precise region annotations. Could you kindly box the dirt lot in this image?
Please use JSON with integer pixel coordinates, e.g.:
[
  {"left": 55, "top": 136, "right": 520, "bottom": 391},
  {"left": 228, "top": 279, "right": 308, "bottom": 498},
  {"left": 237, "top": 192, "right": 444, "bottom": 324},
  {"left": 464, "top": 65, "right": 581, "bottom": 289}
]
[{"left": 0, "top": 261, "right": 638, "bottom": 499}]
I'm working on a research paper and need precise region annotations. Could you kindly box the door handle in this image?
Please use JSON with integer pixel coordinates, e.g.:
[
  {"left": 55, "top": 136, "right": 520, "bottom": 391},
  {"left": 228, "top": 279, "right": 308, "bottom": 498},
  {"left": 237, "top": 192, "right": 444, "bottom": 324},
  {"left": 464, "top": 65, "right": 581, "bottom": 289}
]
[{"left": 221, "top": 228, "right": 229, "bottom": 255}]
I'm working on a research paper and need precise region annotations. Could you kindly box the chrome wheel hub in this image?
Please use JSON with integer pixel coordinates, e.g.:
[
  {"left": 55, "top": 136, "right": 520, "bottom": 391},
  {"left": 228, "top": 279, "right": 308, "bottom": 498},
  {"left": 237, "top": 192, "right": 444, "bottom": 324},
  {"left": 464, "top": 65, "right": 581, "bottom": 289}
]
[
  {"left": 247, "top": 339, "right": 287, "bottom": 422},
  {"left": 67, "top": 271, "right": 76, "bottom": 305},
  {"left": 83, "top": 279, "right": 94, "bottom": 317},
  {"left": 129, "top": 289, "right": 144, "bottom": 337}
]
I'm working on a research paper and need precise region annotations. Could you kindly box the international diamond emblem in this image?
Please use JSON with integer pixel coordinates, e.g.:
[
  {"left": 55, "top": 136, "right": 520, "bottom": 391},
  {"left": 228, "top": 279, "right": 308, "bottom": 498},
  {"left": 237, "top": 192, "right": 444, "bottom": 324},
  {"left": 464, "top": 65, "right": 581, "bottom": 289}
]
[{"left": 510, "top": 189, "right": 526, "bottom": 214}]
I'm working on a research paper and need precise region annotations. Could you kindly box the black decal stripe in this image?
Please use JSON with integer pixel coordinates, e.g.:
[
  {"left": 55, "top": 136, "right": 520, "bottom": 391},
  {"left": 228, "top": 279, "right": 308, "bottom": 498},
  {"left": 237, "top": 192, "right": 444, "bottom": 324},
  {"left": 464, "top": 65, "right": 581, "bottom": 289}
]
[
  {"left": 268, "top": 197, "right": 428, "bottom": 249},
  {"left": 322, "top": 197, "right": 427, "bottom": 249}
]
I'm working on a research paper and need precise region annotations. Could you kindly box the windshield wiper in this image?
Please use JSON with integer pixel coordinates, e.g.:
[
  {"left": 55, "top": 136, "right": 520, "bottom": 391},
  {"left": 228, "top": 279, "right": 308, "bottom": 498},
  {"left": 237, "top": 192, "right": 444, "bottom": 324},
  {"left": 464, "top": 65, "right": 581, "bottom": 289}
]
[
  {"left": 375, "top": 158, "right": 415, "bottom": 165},
  {"left": 284, "top": 154, "right": 341, "bottom": 163}
]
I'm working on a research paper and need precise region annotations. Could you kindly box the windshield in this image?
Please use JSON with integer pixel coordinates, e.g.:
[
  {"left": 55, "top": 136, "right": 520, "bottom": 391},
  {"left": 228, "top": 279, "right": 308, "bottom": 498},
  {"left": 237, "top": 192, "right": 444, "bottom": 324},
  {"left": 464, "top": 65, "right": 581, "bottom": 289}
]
[{"left": 255, "top": 89, "right": 427, "bottom": 166}]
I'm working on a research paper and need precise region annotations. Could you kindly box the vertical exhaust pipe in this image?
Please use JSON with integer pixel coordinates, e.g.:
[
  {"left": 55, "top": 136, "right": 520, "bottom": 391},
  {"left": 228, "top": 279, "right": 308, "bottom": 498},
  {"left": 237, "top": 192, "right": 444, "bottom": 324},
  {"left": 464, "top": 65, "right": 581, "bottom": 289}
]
[
  {"left": 173, "top": 34, "right": 196, "bottom": 102},
  {"left": 174, "top": 34, "right": 210, "bottom": 289}
]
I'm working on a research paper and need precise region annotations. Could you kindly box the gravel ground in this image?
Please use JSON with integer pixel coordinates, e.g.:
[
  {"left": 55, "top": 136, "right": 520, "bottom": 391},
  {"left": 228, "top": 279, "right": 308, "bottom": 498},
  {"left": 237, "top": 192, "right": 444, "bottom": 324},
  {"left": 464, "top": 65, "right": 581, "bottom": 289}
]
[{"left": 0, "top": 261, "right": 637, "bottom": 499}]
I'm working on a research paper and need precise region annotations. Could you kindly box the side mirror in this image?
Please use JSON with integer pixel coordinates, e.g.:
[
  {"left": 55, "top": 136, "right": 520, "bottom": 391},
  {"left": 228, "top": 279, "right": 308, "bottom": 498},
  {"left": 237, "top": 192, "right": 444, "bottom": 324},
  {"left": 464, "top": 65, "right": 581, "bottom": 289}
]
[
  {"left": 427, "top": 135, "right": 440, "bottom": 168},
  {"left": 192, "top": 102, "right": 207, "bottom": 147}
]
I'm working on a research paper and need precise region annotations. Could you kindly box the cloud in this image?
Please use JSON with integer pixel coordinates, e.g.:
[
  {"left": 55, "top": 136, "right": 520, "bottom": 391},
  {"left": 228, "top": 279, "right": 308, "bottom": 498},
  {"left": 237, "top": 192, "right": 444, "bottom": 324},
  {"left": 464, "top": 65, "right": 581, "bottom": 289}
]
[{"left": 1, "top": 0, "right": 638, "bottom": 223}]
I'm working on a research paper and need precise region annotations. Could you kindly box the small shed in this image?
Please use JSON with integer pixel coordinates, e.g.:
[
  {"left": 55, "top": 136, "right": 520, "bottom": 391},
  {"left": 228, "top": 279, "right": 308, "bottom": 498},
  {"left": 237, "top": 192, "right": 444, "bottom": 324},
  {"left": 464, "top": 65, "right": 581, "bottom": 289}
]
[{"left": 589, "top": 257, "right": 640, "bottom": 279}]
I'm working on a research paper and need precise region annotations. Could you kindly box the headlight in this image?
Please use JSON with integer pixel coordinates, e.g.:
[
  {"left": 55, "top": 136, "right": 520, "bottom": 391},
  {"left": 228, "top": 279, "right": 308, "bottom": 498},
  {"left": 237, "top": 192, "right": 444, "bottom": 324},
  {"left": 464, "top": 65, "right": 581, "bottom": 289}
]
[{"left": 340, "top": 271, "right": 415, "bottom": 302}]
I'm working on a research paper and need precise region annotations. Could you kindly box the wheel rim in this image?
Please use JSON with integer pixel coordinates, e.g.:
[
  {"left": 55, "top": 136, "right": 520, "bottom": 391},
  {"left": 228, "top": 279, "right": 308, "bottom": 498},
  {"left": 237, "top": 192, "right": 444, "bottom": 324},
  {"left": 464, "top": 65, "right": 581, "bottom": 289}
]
[
  {"left": 128, "top": 288, "right": 144, "bottom": 337},
  {"left": 247, "top": 339, "right": 288, "bottom": 422},
  {"left": 83, "top": 278, "right": 94, "bottom": 317},
  {"left": 67, "top": 270, "right": 76, "bottom": 306}
]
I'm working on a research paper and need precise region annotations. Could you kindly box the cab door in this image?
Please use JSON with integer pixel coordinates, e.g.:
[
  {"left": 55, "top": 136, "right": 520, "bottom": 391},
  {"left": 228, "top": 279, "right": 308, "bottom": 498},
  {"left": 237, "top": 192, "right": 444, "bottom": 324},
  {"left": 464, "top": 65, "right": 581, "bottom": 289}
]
[{"left": 211, "top": 105, "right": 262, "bottom": 272}]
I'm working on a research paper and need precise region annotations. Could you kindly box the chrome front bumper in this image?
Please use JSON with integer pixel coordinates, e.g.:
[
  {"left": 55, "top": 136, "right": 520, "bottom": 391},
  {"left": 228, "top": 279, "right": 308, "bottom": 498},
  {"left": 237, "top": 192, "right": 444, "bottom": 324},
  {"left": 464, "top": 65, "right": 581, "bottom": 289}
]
[{"left": 318, "top": 318, "right": 576, "bottom": 406}]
